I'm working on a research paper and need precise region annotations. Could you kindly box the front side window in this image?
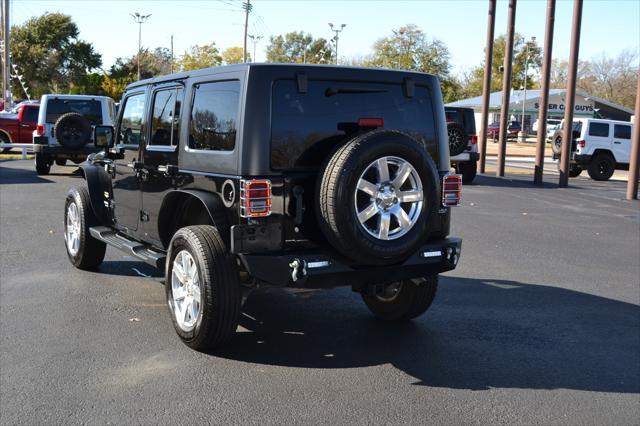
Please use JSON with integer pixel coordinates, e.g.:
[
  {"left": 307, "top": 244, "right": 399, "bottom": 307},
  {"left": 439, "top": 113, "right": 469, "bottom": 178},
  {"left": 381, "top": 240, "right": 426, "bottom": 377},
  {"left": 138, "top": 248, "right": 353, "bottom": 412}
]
[
  {"left": 149, "top": 88, "right": 184, "bottom": 147},
  {"left": 614, "top": 124, "right": 631, "bottom": 139},
  {"left": 24, "top": 107, "right": 38, "bottom": 123},
  {"left": 117, "top": 93, "right": 146, "bottom": 146},
  {"left": 588, "top": 122, "right": 609, "bottom": 137},
  {"left": 189, "top": 80, "right": 240, "bottom": 151}
]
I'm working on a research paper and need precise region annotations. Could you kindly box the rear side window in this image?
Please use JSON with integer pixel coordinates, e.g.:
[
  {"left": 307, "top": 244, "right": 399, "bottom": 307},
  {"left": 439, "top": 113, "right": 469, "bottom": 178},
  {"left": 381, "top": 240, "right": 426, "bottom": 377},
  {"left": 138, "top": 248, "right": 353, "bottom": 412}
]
[
  {"left": 45, "top": 99, "right": 102, "bottom": 125},
  {"left": 271, "top": 80, "right": 435, "bottom": 169},
  {"left": 149, "top": 88, "right": 184, "bottom": 147},
  {"left": 614, "top": 124, "right": 631, "bottom": 139},
  {"left": 189, "top": 80, "right": 240, "bottom": 151},
  {"left": 117, "top": 93, "right": 146, "bottom": 146},
  {"left": 588, "top": 122, "right": 609, "bottom": 137},
  {"left": 23, "top": 107, "right": 38, "bottom": 123}
]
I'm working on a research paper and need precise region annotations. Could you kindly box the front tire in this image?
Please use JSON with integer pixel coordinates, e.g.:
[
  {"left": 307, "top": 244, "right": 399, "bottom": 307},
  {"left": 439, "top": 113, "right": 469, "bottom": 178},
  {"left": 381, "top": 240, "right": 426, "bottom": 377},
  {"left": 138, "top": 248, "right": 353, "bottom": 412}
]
[
  {"left": 362, "top": 276, "right": 438, "bottom": 321},
  {"left": 166, "top": 225, "right": 241, "bottom": 351},
  {"left": 64, "top": 187, "right": 106, "bottom": 270},
  {"left": 35, "top": 153, "right": 51, "bottom": 175},
  {"left": 587, "top": 153, "right": 615, "bottom": 181}
]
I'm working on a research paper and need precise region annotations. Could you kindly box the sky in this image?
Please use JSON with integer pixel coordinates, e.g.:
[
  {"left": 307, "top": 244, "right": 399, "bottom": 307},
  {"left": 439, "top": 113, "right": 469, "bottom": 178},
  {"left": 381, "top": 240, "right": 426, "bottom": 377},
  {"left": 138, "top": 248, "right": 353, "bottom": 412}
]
[{"left": 9, "top": 0, "right": 640, "bottom": 74}]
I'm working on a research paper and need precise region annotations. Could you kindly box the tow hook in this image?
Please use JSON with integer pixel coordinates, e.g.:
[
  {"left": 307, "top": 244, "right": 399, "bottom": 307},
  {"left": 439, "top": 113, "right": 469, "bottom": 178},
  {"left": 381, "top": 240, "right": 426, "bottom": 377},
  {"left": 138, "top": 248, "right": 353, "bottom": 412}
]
[{"left": 289, "top": 258, "right": 307, "bottom": 282}]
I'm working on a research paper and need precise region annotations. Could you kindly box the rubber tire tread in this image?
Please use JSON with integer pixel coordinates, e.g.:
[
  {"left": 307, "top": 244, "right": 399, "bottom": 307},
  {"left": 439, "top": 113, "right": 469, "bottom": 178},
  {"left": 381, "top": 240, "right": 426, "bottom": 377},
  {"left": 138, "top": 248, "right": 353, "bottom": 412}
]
[
  {"left": 54, "top": 112, "right": 92, "bottom": 149},
  {"left": 35, "top": 153, "right": 50, "bottom": 175},
  {"left": 167, "top": 225, "right": 241, "bottom": 351},
  {"left": 64, "top": 186, "right": 107, "bottom": 270},
  {"left": 459, "top": 161, "right": 477, "bottom": 184},
  {"left": 362, "top": 275, "right": 438, "bottom": 321},
  {"left": 587, "top": 153, "right": 615, "bottom": 181}
]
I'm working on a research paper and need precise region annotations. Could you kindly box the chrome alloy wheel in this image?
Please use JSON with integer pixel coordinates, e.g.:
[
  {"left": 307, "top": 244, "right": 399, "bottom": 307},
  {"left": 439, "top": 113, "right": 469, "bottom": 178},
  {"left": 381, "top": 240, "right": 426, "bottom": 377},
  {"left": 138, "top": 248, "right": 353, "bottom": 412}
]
[
  {"left": 355, "top": 156, "right": 424, "bottom": 240},
  {"left": 171, "top": 250, "right": 202, "bottom": 332},
  {"left": 65, "top": 202, "right": 81, "bottom": 256}
]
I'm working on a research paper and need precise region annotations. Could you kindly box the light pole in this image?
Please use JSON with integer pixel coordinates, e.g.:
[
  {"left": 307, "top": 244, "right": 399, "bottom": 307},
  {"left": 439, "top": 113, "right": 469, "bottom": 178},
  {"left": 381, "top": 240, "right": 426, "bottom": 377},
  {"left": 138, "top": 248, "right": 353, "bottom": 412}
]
[
  {"left": 328, "top": 23, "right": 346, "bottom": 64},
  {"left": 521, "top": 36, "right": 536, "bottom": 138},
  {"left": 248, "top": 34, "right": 262, "bottom": 62},
  {"left": 131, "top": 12, "right": 151, "bottom": 80}
]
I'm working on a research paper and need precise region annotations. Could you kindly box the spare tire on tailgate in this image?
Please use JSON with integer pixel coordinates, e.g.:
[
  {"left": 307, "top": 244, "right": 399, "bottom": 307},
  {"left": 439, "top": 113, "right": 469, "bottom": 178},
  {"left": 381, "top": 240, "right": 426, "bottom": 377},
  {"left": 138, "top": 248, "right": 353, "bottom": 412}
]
[
  {"left": 54, "top": 112, "right": 92, "bottom": 149},
  {"left": 447, "top": 122, "right": 468, "bottom": 156},
  {"left": 317, "top": 129, "right": 440, "bottom": 266}
]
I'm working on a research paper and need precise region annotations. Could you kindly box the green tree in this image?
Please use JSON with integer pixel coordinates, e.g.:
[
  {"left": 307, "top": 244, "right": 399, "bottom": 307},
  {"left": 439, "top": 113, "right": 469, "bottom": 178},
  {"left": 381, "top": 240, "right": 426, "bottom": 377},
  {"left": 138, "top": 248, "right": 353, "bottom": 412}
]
[
  {"left": 266, "top": 31, "right": 332, "bottom": 64},
  {"left": 222, "top": 47, "right": 248, "bottom": 65},
  {"left": 179, "top": 43, "right": 222, "bottom": 71},
  {"left": 9, "top": 12, "right": 102, "bottom": 98},
  {"left": 461, "top": 33, "right": 542, "bottom": 98}
]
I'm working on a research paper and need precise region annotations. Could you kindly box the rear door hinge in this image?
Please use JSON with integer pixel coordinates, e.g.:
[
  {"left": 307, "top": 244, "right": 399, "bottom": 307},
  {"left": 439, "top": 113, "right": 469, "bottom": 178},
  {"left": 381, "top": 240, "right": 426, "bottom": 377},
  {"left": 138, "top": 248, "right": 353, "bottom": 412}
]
[{"left": 140, "top": 210, "right": 150, "bottom": 222}]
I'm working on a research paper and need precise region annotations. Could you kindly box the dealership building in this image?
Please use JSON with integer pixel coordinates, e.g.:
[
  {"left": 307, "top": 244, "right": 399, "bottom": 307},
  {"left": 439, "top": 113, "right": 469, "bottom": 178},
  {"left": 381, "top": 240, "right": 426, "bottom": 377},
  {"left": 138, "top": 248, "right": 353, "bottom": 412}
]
[{"left": 446, "top": 89, "right": 634, "bottom": 131}]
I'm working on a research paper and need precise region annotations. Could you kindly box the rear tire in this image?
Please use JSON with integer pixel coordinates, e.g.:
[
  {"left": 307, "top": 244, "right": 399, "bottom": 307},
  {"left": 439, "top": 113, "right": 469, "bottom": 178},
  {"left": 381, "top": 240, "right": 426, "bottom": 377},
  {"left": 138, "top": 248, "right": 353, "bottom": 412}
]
[
  {"left": 35, "top": 153, "right": 51, "bottom": 175},
  {"left": 362, "top": 276, "right": 438, "bottom": 321},
  {"left": 64, "top": 187, "right": 106, "bottom": 270},
  {"left": 551, "top": 135, "right": 562, "bottom": 155},
  {"left": 587, "top": 153, "right": 615, "bottom": 181},
  {"left": 55, "top": 159, "right": 67, "bottom": 166},
  {"left": 458, "top": 161, "right": 477, "bottom": 184},
  {"left": 166, "top": 225, "right": 241, "bottom": 351},
  {"left": 0, "top": 133, "right": 11, "bottom": 153}
]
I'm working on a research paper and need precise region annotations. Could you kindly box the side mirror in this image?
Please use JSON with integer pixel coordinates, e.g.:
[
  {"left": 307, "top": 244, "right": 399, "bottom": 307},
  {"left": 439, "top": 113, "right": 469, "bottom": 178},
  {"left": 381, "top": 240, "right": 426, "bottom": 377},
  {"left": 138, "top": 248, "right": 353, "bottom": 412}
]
[{"left": 94, "top": 125, "right": 115, "bottom": 148}]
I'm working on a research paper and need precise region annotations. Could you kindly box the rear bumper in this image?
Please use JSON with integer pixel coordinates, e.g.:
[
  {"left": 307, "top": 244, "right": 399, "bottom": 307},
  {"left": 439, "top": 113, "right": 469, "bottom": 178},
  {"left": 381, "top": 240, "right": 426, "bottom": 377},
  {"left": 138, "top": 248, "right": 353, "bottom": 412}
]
[
  {"left": 33, "top": 140, "right": 100, "bottom": 160},
  {"left": 451, "top": 152, "right": 479, "bottom": 163},
  {"left": 238, "top": 237, "right": 462, "bottom": 289}
]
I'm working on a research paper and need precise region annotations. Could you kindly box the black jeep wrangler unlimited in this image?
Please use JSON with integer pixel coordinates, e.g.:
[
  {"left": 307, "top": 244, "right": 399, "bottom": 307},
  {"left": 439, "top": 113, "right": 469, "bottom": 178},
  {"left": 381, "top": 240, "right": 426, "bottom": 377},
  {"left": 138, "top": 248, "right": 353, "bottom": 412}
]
[{"left": 64, "top": 64, "right": 462, "bottom": 351}]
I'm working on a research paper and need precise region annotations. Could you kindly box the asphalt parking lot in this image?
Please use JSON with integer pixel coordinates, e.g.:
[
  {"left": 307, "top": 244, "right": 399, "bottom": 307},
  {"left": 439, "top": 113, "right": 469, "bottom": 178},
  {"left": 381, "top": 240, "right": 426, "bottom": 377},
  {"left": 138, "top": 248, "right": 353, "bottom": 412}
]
[{"left": 1, "top": 159, "right": 639, "bottom": 425}]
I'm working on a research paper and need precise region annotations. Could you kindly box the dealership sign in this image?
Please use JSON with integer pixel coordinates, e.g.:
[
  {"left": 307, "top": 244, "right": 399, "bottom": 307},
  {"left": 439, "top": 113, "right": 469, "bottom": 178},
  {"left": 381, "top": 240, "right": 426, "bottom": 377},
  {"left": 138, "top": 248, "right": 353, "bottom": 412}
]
[{"left": 534, "top": 102, "right": 595, "bottom": 112}]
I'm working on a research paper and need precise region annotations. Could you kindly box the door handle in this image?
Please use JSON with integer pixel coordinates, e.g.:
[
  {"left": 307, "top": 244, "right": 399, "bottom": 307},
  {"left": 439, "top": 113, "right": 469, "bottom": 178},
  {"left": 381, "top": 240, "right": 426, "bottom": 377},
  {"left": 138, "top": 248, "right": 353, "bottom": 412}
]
[
  {"left": 127, "top": 160, "right": 144, "bottom": 170},
  {"left": 614, "top": 141, "right": 621, "bottom": 144},
  {"left": 20, "top": 124, "right": 31, "bottom": 128}
]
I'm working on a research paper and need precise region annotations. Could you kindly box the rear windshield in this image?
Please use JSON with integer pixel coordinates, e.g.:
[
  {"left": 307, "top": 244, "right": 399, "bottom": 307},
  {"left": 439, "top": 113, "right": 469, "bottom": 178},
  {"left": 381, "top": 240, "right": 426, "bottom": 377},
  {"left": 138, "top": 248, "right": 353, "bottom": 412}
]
[
  {"left": 271, "top": 80, "right": 435, "bottom": 169},
  {"left": 45, "top": 99, "right": 102, "bottom": 125}
]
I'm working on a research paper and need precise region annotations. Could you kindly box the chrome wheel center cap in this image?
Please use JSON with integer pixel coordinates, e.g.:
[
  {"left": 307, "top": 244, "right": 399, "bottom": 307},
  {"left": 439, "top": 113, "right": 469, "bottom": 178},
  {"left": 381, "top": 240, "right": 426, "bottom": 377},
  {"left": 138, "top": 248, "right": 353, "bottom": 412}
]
[{"left": 376, "top": 185, "right": 397, "bottom": 210}]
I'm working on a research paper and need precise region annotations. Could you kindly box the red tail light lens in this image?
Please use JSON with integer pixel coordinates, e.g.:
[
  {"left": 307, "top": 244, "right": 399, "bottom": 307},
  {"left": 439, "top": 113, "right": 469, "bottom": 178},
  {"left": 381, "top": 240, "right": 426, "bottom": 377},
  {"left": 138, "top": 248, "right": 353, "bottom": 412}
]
[
  {"left": 357, "top": 117, "right": 384, "bottom": 128},
  {"left": 442, "top": 174, "right": 462, "bottom": 207},
  {"left": 470, "top": 135, "right": 478, "bottom": 145},
  {"left": 578, "top": 139, "right": 585, "bottom": 148},
  {"left": 240, "top": 179, "right": 272, "bottom": 217},
  {"left": 36, "top": 124, "right": 45, "bottom": 136}
]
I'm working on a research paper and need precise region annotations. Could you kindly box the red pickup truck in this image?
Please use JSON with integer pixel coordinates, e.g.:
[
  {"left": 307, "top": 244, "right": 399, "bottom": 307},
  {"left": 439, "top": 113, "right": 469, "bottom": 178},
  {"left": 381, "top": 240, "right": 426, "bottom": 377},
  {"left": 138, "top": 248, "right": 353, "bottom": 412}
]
[{"left": 0, "top": 102, "right": 40, "bottom": 152}]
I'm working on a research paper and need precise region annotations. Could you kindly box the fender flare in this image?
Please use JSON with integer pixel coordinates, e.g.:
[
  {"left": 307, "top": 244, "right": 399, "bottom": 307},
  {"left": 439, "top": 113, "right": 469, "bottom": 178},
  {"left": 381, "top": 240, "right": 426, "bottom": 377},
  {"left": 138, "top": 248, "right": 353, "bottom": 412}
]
[
  {"left": 157, "top": 189, "right": 230, "bottom": 248},
  {"left": 80, "top": 164, "right": 114, "bottom": 225}
]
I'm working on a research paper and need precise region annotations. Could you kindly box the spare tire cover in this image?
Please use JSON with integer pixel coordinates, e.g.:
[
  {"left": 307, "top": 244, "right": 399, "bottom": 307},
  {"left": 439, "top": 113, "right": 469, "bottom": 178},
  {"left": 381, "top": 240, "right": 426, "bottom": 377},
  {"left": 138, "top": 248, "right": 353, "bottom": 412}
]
[{"left": 54, "top": 112, "right": 92, "bottom": 149}]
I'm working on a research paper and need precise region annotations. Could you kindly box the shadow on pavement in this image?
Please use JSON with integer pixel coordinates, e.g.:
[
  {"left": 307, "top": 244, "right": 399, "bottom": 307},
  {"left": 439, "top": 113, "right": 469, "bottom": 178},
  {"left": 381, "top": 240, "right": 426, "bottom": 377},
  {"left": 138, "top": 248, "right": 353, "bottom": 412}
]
[
  {"left": 0, "top": 163, "right": 53, "bottom": 184},
  {"left": 472, "top": 174, "right": 558, "bottom": 189},
  {"left": 96, "top": 260, "right": 163, "bottom": 278},
  {"left": 216, "top": 276, "right": 640, "bottom": 393}
]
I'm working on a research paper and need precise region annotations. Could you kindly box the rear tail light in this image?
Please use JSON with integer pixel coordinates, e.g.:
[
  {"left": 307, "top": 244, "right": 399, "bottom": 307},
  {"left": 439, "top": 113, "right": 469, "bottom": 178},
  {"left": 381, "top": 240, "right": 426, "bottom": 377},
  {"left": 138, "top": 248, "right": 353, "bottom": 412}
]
[
  {"left": 470, "top": 135, "right": 478, "bottom": 145},
  {"left": 442, "top": 174, "right": 462, "bottom": 207},
  {"left": 357, "top": 117, "right": 384, "bottom": 128},
  {"left": 578, "top": 139, "right": 585, "bottom": 148},
  {"left": 36, "top": 124, "right": 45, "bottom": 136},
  {"left": 240, "top": 179, "right": 272, "bottom": 217}
]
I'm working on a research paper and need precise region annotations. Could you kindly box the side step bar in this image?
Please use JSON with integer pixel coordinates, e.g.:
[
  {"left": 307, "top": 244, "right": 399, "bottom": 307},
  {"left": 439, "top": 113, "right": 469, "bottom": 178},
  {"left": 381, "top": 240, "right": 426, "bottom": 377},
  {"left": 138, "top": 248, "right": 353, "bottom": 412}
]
[{"left": 89, "top": 226, "right": 166, "bottom": 270}]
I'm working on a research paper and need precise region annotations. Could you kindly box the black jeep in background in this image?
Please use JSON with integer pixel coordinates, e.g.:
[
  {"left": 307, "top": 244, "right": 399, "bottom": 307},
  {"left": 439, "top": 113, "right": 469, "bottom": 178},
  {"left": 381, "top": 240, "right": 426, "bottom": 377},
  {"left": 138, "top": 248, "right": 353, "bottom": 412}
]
[
  {"left": 445, "top": 106, "right": 479, "bottom": 184},
  {"left": 63, "top": 64, "right": 462, "bottom": 351}
]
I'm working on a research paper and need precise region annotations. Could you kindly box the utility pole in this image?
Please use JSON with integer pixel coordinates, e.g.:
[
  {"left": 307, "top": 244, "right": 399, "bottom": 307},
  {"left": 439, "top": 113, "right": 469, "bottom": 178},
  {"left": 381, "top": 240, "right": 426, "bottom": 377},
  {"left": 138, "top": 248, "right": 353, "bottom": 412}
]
[
  {"left": 496, "top": 0, "right": 517, "bottom": 177},
  {"left": 248, "top": 34, "right": 262, "bottom": 62},
  {"left": 243, "top": 0, "right": 252, "bottom": 63},
  {"left": 170, "top": 34, "right": 174, "bottom": 73},
  {"left": 478, "top": 0, "right": 496, "bottom": 174},
  {"left": 2, "top": 0, "right": 11, "bottom": 110},
  {"left": 559, "top": 0, "right": 583, "bottom": 188},
  {"left": 131, "top": 12, "right": 151, "bottom": 81},
  {"left": 534, "top": 0, "right": 556, "bottom": 185},
  {"left": 626, "top": 76, "right": 640, "bottom": 200},
  {"left": 328, "top": 23, "right": 346, "bottom": 65}
]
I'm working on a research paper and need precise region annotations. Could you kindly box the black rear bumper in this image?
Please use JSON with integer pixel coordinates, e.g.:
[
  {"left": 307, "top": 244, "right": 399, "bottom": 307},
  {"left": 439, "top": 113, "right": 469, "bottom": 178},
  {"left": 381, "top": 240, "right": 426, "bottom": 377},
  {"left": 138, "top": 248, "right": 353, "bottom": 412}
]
[
  {"left": 33, "top": 139, "right": 100, "bottom": 161},
  {"left": 238, "top": 237, "right": 462, "bottom": 289}
]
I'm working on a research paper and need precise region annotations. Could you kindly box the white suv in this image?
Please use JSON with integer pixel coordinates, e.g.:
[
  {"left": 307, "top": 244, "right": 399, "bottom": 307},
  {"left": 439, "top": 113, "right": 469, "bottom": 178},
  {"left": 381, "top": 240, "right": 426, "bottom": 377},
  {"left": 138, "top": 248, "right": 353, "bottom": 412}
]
[
  {"left": 32, "top": 94, "right": 116, "bottom": 175},
  {"left": 570, "top": 118, "right": 634, "bottom": 181}
]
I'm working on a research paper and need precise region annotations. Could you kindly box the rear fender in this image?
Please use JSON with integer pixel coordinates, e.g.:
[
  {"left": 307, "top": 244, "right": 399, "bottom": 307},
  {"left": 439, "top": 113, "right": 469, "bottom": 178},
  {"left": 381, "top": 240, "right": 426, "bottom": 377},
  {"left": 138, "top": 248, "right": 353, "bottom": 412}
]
[{"left": 80, "top": 164, "right": 114, "bottom": 225}]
